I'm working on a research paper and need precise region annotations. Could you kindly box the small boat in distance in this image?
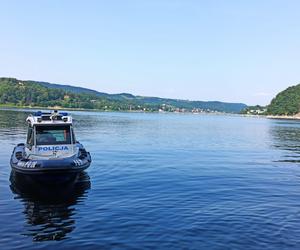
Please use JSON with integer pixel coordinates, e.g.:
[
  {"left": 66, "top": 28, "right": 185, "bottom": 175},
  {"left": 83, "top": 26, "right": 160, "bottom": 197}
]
[{"left": 10, "top": 110, "right": 91, "bottom": 183}]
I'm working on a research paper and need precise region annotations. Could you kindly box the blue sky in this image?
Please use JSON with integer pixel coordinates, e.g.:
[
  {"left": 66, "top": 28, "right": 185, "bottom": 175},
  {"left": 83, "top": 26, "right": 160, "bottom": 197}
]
[{"left": 0, "top": 0, "right": 299, "bottom": 105}]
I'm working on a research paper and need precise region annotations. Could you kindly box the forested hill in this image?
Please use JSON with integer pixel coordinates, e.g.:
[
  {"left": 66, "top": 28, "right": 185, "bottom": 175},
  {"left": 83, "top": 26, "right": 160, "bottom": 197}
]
[
  {"left": 267, "top": 84, "right": 300, "bottom": 115},
  {"left": 0, "top": 77, "right": 247, "bottom": 113}
]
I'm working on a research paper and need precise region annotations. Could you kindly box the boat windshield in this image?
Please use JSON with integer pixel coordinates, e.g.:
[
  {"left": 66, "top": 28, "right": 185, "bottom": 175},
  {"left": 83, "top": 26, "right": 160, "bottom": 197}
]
[{"left": 35, "top": 125, "right": 71, "bottom": 145}]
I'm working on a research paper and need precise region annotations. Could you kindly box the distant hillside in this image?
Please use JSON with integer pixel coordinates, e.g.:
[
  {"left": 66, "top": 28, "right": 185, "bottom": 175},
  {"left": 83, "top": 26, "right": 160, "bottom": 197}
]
[
  {"left": 38, "top": 81, "right": 136, "bottom": 100},
  {"left": 0, "top": 77, "right": 247, "bottom": 113},
  {"left": 267, "top": 84, "right": 300, "bottom": 115}
]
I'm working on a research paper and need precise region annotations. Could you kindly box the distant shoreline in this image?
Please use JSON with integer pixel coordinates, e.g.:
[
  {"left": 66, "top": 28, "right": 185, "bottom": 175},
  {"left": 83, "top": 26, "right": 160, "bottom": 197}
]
[
  {"left": 224, "top": 114, "right": 300, "bottom": 121},
  {"left": 0, "top": 104, "right": 227, "bottom": 115},
  {"left": 0, "top": 104, "right": 98, "bottom": 112},
  {"left": 267, "top": 115, "right": 300, "bottom": 120},
  {"left": 0, "top": 104, "right": 151, "bottom": 113},
  {"left": 3, "top": 104, "right": 300, "bottom": 120}
]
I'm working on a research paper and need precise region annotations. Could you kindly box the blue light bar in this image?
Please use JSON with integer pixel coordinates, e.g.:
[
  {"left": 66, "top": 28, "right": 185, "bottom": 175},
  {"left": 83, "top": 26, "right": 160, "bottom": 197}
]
[{"left": 33, "top": 111, "right": 42, "bottom": 116}]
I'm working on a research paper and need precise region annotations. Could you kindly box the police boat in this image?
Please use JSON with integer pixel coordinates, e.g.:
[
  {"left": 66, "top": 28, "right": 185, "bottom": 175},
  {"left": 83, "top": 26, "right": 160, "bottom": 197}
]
[{"left": 10, "top": 111, "right": 91, "bottom": 182}]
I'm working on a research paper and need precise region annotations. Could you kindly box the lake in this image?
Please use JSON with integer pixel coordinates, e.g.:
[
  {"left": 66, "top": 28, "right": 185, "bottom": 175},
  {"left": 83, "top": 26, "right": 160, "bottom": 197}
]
[{"left": 1, "top": 109, "right": 300, "bottom": 249}]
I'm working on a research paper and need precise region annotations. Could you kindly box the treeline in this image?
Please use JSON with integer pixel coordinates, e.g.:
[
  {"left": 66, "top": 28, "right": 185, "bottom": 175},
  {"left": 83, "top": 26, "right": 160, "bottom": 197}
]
[
  {"left": 239, "top": 83, "right": 300, "bottom": 116},
  {"left": 0, "top": 78, "right": 158, "bottom": 111},
  {"left": 267, "top": 84, "right": 300, "bottom": 115},
  {"left": 0, "top": 78, "right": 247, "bottom": 113}
]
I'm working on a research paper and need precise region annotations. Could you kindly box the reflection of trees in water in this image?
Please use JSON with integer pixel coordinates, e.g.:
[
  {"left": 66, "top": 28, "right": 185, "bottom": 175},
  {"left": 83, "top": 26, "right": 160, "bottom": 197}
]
[
  {"left": 270, "top": 121, "right": 300, "bottom": 163},
  {"left": 0, "top": 109, "right": 31, "bottom": 143},
  {"left": 10, "top": 171, "right": 91, "bottom": 241},
  {"left": 0, "top": 109, "right": 29, "bottom": 128}
]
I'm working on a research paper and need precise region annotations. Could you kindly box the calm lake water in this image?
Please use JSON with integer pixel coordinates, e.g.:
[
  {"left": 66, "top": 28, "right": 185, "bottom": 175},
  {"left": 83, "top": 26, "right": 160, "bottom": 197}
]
[{"left": 1, "top": 109, "right": 300, "bottom": 249}]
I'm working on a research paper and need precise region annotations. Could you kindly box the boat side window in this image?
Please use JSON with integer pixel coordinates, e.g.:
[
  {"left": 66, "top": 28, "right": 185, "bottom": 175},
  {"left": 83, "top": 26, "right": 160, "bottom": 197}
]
[
  {"left": 26, "top": 127, "right": 34, "bottom": 146},
  {"left": 36, "top": 125, "right": 71, "bottom": 145}
]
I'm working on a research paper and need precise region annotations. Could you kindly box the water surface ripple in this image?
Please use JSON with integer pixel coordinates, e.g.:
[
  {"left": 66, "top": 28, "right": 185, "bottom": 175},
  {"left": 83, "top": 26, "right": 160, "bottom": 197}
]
[{"left": 1, "top": 110, "right": 300, "bottom": 249}]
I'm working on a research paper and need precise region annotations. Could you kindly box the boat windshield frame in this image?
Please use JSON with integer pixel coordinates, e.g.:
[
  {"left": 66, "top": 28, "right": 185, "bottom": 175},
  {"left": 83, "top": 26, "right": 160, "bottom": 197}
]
[{"left": 30, "top": 124, "right": 76, "bottom": 146}]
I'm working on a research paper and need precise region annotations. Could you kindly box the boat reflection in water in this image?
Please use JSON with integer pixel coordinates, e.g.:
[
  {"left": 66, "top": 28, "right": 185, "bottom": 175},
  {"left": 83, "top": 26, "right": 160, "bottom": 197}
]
[{"left": 9, "top": 171, "right": 91, "bottom": 241}]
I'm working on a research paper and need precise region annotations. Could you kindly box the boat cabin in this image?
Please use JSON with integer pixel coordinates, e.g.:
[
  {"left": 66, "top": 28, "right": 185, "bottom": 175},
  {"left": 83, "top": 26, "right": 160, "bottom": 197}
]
[{"left": 26, "top": 111, "right": 76, "bottom": 157}]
